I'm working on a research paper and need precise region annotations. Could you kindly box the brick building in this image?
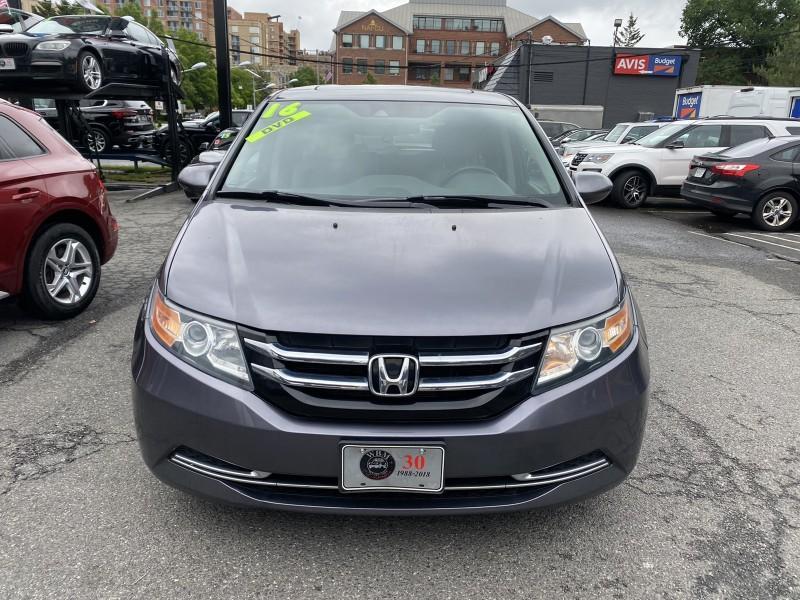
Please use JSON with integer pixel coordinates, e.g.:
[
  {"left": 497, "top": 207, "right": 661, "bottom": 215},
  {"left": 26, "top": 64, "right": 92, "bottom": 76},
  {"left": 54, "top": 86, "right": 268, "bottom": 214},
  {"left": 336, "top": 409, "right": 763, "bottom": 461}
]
[
  {"left": 96, "top": 0, "right": 215, "bottom": 40},
  {"left": 226, "top": 7, "right": 300, "bottom": 68},
  {"left": 332, "top": 0, "right": 585, "bottom": 87}
]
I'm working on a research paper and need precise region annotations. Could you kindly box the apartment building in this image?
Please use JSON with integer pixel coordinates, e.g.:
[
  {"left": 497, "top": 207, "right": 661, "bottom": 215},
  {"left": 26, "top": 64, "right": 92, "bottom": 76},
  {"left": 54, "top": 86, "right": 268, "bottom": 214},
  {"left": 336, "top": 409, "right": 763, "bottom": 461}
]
[
  {"left": 332, "top": 0, "right": 585, "bottom": 87},
  {"left": 225, "top": 7, "right": 300, "bottom": 67},
  {"left": 94, "top": 0, "right": 214, "bottom": 39}
]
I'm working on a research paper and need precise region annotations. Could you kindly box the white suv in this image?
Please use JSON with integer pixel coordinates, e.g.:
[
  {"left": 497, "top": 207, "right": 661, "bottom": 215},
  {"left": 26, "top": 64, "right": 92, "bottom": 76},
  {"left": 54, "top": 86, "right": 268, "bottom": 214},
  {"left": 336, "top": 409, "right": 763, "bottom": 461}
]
[
  {"left": 570, "top": 118, "right": 800, "bottom": 208},
  {"left": 560, "top": 121, "right": 665, "bottom": 166}
]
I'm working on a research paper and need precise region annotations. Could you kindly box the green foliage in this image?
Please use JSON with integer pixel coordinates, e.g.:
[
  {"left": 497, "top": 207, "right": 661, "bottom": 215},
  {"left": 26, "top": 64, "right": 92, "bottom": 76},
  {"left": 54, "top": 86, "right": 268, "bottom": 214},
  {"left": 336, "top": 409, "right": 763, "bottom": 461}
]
[
  {"left": 32, "top": 1, "right": 96, "bottom": 17},
  {"left": 680, "top": 0, "right": 800, "bottom": 84},
  {"left": 112, "top": 1, "right": 163, "bottom": 36},
  {"left": 756, "top": 32, "right": 800, "bottom": 86},
  {"left": 291, "top": 66, "right": 319, "bottom": 87},
  {"left": 430, "top": 72, "right": 441, "bottom": 86},
  {"left": 170, "top": 29, "right": 217, "bottom": 110},
  {"left": 363, "top": 72, "right": 377, "bottom": 84},
  {"left": 614, "top": 13, "right": 645, "bottom": 47}
]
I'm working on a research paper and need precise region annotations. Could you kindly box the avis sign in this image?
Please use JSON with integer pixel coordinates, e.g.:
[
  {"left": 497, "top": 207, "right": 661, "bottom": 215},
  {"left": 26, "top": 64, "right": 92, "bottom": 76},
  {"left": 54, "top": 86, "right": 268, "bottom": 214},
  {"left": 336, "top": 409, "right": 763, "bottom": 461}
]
[{"left": 614, "top": 54, "right": 681, "bottom": 77}]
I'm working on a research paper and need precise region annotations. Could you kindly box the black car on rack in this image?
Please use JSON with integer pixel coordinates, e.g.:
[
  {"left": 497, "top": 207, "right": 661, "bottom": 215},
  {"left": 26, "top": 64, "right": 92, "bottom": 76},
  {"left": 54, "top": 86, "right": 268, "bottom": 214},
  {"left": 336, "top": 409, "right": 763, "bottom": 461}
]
[
  {"left": 36, "top": 98, "right": 155, "bottom": 152},
  {"left": 682, "top": 136, "right": 800, "bottom": 231},
  {"left": 157, "top": 109, "right": 252, "bottom": 166},
  {"left": 0, "top": 15, "right": 182, "bottom": 92}
]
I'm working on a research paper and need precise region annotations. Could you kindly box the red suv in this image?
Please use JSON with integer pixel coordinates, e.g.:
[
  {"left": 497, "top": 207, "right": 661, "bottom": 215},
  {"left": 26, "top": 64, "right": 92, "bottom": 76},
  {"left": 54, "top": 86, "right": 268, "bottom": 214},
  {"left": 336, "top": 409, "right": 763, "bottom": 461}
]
[{"left": 0, "top": 100, "right": 118, "bottom": 319}]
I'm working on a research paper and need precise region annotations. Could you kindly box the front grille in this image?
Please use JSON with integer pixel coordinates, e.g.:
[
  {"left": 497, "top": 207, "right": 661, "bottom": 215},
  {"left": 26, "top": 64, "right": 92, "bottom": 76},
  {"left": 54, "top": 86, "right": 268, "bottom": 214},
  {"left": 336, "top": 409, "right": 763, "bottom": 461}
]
[
  {"left": 3, "top": 42, "right": 29, "bottom": 58},
  {"left": 572, "top": 153, "right": 588, "bottom": 166},
  {"left": 170, "top": 448, "right": 610, "bottom": 500},
  {"left": 240, "top": 329, "right": 547, "bottom": 422}
]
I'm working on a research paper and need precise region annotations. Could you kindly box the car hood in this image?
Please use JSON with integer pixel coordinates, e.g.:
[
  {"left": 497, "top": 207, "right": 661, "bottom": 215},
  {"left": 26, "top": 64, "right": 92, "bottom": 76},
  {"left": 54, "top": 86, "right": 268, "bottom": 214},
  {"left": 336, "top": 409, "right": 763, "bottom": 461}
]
[
  {"left": 580, "top": 143, "right": 643, "bottom": 155},
  {"left": 165, "top": 201, "right": 620, "bottom": 336}
]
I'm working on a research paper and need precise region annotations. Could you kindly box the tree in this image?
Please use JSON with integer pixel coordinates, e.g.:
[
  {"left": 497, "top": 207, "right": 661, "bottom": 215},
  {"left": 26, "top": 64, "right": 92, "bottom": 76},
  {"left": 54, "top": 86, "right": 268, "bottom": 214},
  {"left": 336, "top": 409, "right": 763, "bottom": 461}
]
[
  {"left": 363, "top": 72, "right": 377, "bottom": 84},
  {"left": 680, "top": 0, "right": 800, "bottom": 84},
  {"left": 170, "top": 29, "right": 217, "bottom": 110},
  {"left": 113, "top": 1, "right": 163, "bottom": 36},
  {"left": 756, "top": 32, "right": 800, "bottom": 86},
  {"left": 615, "top": 13, "right": 645, "bottom": 47},
  {"left": 291, "top": 66, "right": 319, "bottom": 87},
  {"left": 31, "top": 1, "right": 91, "bottom": 17}
]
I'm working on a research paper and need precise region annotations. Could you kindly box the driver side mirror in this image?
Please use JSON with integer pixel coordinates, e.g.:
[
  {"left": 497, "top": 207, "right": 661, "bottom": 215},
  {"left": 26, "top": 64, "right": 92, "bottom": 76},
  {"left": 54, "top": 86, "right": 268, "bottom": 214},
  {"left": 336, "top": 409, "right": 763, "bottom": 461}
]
[
  {"left": 0, "top": 24, "right": 15, "bottom": 34},
  {"left": 573, "top": 172, "right": 612, "bottom": 205},
  {"left": 666, "top": 140, "right": 685, "bottom": 150},
  {"left": 177, "top": 163, "right": 217, "bottom": 201}
]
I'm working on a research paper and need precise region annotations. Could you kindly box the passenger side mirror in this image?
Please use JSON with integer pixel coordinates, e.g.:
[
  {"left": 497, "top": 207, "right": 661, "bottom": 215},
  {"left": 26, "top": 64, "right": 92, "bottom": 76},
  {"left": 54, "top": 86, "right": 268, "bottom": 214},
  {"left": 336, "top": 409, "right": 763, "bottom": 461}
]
[
  {"left": 0, "top": 24, "right": 15, "bottom": 34},
  {"left": 666, "top": 140, "right": 685, "bottom": 150},
  {"left": 573, "top": 171, "right": 612, "bottom": 205},
  {"left": 177, "top": 163, "right": 217, "bottom": 200}
]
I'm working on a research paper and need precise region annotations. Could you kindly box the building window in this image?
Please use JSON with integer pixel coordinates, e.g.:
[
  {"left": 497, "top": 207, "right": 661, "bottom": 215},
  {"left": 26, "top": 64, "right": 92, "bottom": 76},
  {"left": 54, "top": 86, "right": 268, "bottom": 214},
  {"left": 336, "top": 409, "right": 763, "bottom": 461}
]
[
  {"left": 430, "top": 40, "right": 441, "bottom": 54},
  {"left": 356, "top": 58, "right": 368, "bottom": 74},
  {"left": 460, "top": 40, "right": 469, "bottom": 55},
  {"left": 415, "top": 39, "right": 425, "bottom": 53},
  {"left": 475, "top": 41, "right": 485, "bottom": 56},
  {"left": 389, "top": 60, "right": 400, "bottom": 75},
  {"left": 392, "top": 36, "right": 403, "bottom": 50},
  {"left": 342, "top": 58, "right": 353, "bottom": 73},
  {"left": 444, "top": 18, "right": 471, "bottom": 31},
  {"left": 342, "top": 34, "right": 353, "bottom": 47},
  {"left": 458, "top": 66, "right": 470, "bottom": 81},
  {"left": 359, "top": 34, "right": 370, "bottom": 48},
  {"left": 443, "top": 67, "right": 454, "bottom": 81},
  {"left": 375, "top": 59, "right": 385, "bottom": 74},
  {"left": 375, "top": 35, "right": 386, "bottom": 49},
  {"left": 490, "top": 42, "right": 500, "bottom": 56},
  {"left": 413, "top": 16, "right": 441, "bottom": 29},
  {"left": 445, "top": 40, "right": 455, "bottom": 55}
]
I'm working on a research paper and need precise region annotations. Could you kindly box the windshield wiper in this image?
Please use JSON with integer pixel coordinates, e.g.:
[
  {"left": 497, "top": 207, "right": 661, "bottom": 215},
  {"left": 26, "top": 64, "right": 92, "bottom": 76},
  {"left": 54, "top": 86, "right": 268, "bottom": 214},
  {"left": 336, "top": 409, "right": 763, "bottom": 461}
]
[
  {"left": 215, "top": 189, "right": 363, "bottom": 207},
  {"left": 399, "top": 195, "right": 551, "bottom": 209}
]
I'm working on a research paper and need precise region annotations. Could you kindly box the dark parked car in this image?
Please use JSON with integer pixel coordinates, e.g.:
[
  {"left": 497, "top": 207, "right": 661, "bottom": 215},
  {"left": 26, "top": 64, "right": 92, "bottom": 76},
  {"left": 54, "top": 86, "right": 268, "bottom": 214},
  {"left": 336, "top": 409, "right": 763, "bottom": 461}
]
[
  {"left": 0, "top": 15, "right": 182, "bottom": 93},
  {"left": 36, "top": 98, "right": 155, "bottom": 152},
  {"left": 682, "top": 136, "right": 800, "bottom": 231},
  {"left": 157, "top": 110, "right": 251, "bottom": 166},
  {"left": 0, "top": 99, "right": 117, "bottom": 318},
  {"left": 0, "top": 8, "right": 43, "bottom": 34},
  {"left": 551, "top": 128, "right": 609, "bottom": 146},
  {"left": 133, "top": 86, "right": 649, "bottom": 515},
  {"left": 537, "top": 120, "right": 580, "bottom": 141}
]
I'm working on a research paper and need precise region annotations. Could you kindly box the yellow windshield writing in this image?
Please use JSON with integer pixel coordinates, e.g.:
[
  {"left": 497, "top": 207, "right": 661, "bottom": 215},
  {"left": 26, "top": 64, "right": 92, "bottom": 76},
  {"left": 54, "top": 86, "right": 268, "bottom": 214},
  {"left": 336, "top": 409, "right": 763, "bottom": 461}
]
[{"left": 246, "top": 102, "right": 311, "bottom": 143}]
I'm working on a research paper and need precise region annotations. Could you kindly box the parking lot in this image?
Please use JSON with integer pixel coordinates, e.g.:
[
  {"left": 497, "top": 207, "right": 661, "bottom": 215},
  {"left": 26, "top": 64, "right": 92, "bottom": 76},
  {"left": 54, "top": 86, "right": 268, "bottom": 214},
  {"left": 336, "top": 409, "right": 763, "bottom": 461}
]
[{"left": 1, "top": 191, "right": 799, "bottom": 599}]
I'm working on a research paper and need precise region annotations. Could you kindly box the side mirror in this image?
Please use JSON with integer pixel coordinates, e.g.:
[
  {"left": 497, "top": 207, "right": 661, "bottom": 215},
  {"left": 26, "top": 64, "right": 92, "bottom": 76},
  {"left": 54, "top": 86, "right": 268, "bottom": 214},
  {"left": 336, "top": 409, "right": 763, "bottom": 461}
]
[
  {"left": 573, "top": 171, "right": 612, "bottom": 205},
  {"left": 198, "top": 142, "right": 209, "bottom": 152},
  {"left": 666, "top": 140, "right": 685, "bottom": 150},
  {"left": 0, "top": 24, "right": 15, "bottom": 34},
  {"left": 177, "top": 162, "right": 217, "bottom": 201},
  {"left": 561, "top": 137, "right": 572, "bottom": 144}
]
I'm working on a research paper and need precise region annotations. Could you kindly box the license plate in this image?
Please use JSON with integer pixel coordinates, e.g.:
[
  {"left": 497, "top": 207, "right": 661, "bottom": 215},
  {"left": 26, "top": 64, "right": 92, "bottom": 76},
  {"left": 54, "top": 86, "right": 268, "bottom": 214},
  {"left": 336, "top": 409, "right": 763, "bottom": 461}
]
[
  {"left": 340, "top": 444, "right": 445, "bottom": 493},
  {"left": 692, "top": 167, "right": 706, "bottom": 178},
  {"left": 0, "top": 58, "right": 15, "bottom": 71}
]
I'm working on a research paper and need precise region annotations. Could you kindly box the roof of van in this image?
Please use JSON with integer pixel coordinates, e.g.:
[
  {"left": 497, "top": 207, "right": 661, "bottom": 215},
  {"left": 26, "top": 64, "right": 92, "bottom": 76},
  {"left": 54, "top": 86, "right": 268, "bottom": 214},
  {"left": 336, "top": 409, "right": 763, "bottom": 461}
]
[{"left": 270, "top": 85, "right": 517, "bottom": 106}]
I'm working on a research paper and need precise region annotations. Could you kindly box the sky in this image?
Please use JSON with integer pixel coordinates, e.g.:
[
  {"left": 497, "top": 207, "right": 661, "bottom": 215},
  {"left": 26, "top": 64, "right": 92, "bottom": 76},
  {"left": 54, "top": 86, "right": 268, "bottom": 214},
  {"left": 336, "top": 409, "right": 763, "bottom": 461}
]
[{"left": 227, "top": 0, "right": 689, "bottom": 51}]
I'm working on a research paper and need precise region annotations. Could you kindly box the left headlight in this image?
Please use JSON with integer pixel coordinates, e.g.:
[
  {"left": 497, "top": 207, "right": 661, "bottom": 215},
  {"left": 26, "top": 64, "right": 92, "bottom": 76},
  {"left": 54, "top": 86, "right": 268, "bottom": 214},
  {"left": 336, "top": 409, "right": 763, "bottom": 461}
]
[
  {"left": 536, "top": 295, "right": 634, "bottom": 388},
  {"left": 35, "top": 41, "right": 71, "bottom": 52},
  {"left": 584, "top": 153, "right": 614, "bottom": 164},
  {"left": 148, "top": 287, "right": 251, "bottom": 388}
]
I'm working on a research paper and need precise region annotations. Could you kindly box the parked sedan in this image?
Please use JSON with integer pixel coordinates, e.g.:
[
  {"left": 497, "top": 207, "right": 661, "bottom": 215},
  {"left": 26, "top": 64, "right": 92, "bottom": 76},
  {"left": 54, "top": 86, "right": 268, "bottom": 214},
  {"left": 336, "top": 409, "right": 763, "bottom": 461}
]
[
  {"left": 682, "top": 136, "right": 800, "bottom": 231},
  {"left": 0, "top": 15, "right": 182, "bottom": 93},
  {"left": 0, "top": 99, "right": 118, "bottom": 318}
]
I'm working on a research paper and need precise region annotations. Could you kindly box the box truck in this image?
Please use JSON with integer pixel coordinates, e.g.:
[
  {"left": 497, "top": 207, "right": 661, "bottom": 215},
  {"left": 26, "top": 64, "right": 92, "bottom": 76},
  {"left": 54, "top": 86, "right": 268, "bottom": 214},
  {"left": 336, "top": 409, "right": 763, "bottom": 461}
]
[{"left": 674, "top": 85, "right": 798, "bottom": 119}]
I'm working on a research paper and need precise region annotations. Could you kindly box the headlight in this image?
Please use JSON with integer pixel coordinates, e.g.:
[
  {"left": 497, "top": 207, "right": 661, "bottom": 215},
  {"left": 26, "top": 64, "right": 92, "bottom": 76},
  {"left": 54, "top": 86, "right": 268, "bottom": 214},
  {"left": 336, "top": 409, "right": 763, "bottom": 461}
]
[
  {"left": 148, "top": 287, "right": 251, "bottom": 387},
  {"left": 584, "top": 153, "right": 613, "bottom": 164},
  {"left": 536, "top": 295, "right": 634, "bottom": 387},
  {"left": 36, "top": 41, "right": 71, "bottom": 51}
]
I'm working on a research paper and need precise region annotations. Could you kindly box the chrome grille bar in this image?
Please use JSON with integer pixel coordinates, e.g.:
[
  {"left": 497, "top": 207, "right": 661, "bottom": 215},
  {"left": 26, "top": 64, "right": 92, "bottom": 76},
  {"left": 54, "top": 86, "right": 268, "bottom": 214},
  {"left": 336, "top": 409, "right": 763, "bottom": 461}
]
[
  {"left": 244, "top": 339, "right": 369, "bottom": 366},
  {"left": 417, "top": 366, "right": 537, "bottom": 392},
  {"left": 250, "top": 363, "right": 369, "bottom": 391},
  {"left": 418, "top": 342, "right": 541, "bottom": 366}
]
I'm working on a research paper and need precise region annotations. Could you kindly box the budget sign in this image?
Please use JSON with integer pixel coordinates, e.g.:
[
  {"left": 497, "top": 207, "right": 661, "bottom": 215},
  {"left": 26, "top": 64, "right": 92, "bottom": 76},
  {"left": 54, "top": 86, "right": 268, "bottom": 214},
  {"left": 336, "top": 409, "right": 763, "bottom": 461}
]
[
  {"left": 676, "top": 92, "right": 702, "bottom": 119},
  {"left": 614, "top": 54, "right": 682, "bottom": 77}
]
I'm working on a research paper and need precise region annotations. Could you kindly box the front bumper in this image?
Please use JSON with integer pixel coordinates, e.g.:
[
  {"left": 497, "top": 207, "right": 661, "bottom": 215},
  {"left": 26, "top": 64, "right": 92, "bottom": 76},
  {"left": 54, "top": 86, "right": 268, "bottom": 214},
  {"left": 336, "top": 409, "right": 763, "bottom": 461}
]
[
  {"left": 0, "top": 51, "right": 76, "bottom": 85},
  {"left": 132, "top": 314, "right": 650, "bottom": 515}
]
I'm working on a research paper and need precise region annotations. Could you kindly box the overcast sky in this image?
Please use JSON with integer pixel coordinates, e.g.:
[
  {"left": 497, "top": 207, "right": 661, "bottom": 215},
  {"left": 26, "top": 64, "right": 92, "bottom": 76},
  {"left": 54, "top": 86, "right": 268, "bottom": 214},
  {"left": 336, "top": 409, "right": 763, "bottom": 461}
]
[{"left": 227, "top": 0, "right": 688, "bottom": 51}]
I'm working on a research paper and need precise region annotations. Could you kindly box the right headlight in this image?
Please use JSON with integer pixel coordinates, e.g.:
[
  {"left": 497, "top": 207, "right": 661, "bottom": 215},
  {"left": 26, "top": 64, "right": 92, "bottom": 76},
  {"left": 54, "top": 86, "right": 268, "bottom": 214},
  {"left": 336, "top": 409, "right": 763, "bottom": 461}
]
[
  {"left": 583, "top": 153, "right": 614, "bottom": 164},
  {"left": 36, "top": 41, "right": 71, "bottom": 52},
  {"left": 536, "top": 295, "right": 634, "bottom": 388},
  {"left": 148, "top": 287, "right": 251, "bottom": 388}
]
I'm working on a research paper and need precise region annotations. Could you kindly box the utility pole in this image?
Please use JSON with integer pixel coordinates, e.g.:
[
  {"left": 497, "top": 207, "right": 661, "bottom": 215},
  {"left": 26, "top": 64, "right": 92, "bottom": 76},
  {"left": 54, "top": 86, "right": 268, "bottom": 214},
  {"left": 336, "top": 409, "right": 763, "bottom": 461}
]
[{"left": 214, "top": 0, "right": 233, "bottom": 130}]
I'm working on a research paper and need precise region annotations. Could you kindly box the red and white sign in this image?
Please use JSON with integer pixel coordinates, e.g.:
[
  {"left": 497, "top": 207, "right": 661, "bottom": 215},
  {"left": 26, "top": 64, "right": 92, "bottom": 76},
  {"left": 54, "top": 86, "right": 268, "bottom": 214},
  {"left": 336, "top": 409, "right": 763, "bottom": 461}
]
[{"left": 614, "top": 55, "right": 649, "bottom": 75}]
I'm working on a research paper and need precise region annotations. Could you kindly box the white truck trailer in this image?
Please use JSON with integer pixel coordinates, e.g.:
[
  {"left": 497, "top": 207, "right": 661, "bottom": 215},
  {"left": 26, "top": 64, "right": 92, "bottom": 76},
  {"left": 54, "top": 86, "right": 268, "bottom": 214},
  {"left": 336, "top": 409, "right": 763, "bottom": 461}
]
[{"left": 674, "top": 85, "right": 798, "bottom": 119}]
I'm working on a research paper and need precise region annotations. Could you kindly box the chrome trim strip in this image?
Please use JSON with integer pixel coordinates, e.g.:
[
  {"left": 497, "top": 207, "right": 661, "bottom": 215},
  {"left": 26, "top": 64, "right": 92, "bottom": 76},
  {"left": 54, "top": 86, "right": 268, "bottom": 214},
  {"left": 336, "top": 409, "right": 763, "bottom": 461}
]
[
  {"left": 172, "top": 452, "right": 270, "bottom": 480},
  {"left": 511, "top": 458, "right": 608, "bottom": 482},
  {"left": 244, "top": 339, "right": 369, "bottom": 366},
  {"left": 250, "top": 363, "right": 369, "bottom": 391},
  {"left": 447, "top": 459, "right": 610, "bottom": 490},
  {"left": 172, "top": 456, "right": 339, "bottom": 489},
  {"left": 418, "top": 342, "right": 542, "bottom": 366},
  {"left": 418, "top": 366, "right": 537, "bottom": 392}
]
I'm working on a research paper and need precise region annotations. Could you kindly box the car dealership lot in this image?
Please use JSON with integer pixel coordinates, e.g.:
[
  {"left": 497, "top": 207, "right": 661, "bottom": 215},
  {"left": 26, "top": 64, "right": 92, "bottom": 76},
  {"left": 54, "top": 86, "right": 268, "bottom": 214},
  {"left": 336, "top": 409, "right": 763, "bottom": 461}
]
[{"left": 1, "top": 193, "right": 798, "bottom": 599}]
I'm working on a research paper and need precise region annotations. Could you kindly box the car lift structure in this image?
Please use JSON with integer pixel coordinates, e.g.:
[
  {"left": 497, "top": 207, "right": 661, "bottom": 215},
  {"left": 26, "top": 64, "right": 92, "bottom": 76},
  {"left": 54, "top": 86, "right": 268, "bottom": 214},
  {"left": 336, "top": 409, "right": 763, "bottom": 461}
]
[{"left": 3, "top": 48, "right": 185, "bottom": 201}]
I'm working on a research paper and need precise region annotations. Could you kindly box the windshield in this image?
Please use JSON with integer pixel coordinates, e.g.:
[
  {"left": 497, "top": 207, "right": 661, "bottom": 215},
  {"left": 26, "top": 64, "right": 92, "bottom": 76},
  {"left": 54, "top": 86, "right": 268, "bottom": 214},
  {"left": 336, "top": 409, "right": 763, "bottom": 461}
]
[
  {"left": 635, "top": 123, "right": 690, "bottom": 148},
  {"left": 604, "top": 124, "right": 627, "bottom": 142},
  {"left": 28, "top": 16, "right": 109, "bottom": 35},
  {"left": 222, "top": 100, "right": 567, "bottom": 205}
]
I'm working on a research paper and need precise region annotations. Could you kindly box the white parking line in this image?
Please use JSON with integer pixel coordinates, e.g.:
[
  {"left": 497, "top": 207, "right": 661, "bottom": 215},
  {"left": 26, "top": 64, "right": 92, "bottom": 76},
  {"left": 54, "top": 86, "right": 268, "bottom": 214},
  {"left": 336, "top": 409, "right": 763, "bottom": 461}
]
[
  {"left": 726, "top": 233, "right": 800, "bottom": 253},
  {"left": 687, "top": 231, "right": 749, "bottom": 247},
  {"left": 645, "top": 210, "right": 707, "bottom": 214},
  {"left": 741, "top": 232, "right": 800, "bottom": 246}
]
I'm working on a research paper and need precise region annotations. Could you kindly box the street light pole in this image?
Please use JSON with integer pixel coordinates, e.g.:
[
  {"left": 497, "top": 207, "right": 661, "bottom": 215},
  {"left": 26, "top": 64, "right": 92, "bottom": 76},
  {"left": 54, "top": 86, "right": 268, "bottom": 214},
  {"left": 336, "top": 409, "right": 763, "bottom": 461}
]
[{"left": 612, "top": 18, "right": 623, "bottom": 47}]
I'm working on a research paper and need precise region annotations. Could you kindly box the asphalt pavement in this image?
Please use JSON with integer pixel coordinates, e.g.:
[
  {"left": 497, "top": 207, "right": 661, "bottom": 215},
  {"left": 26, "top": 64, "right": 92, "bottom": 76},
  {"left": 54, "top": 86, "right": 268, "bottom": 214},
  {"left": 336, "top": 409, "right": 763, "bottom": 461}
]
[{"left": 1, "top": 192, "right": 798, "bottom": 599}]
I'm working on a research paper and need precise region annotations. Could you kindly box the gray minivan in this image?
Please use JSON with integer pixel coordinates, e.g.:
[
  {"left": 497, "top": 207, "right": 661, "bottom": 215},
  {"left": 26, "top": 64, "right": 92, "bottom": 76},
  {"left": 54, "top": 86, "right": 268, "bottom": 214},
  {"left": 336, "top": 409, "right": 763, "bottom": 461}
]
[{"left": 132, "top": 85, "right": 649, "bottom": 514}]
